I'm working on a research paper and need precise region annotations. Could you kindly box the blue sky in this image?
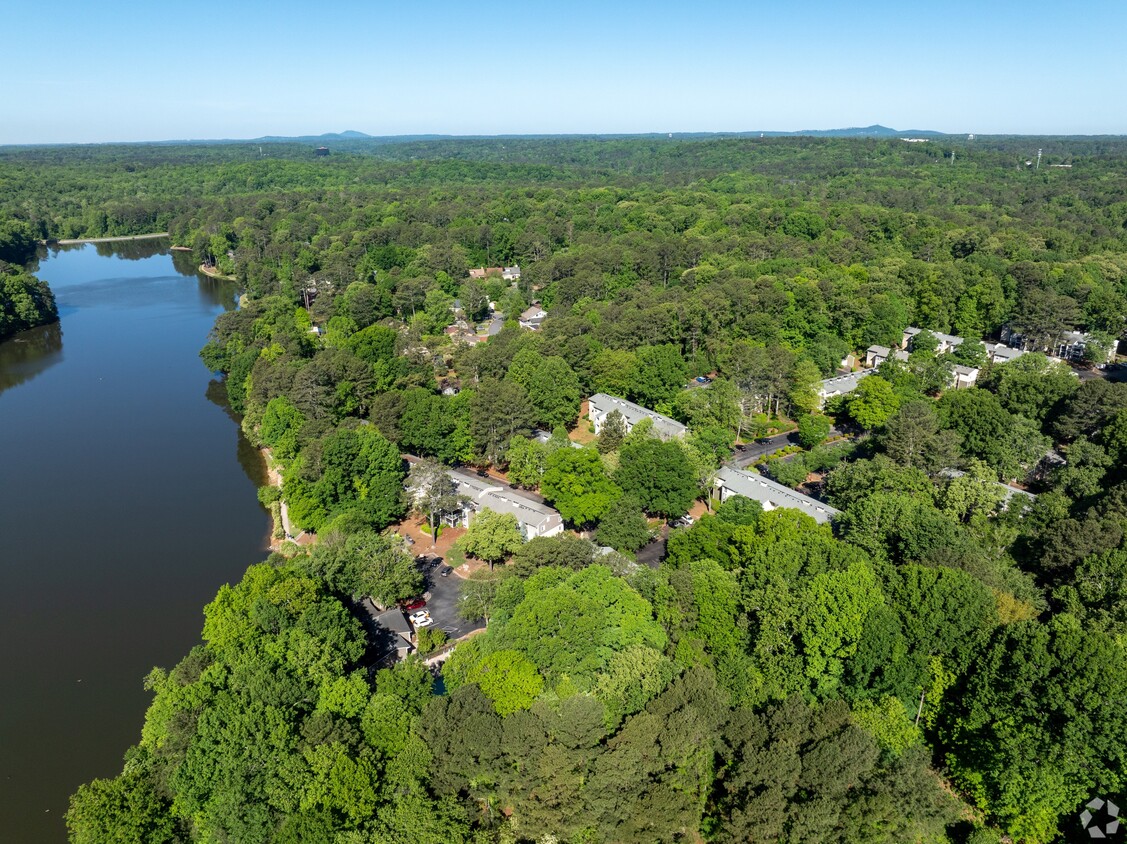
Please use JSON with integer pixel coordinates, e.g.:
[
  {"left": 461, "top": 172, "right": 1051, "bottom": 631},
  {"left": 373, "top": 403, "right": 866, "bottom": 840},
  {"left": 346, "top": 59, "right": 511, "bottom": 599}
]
[{"left": 4, "top": 0, "right": 1125, "bottom": 143}]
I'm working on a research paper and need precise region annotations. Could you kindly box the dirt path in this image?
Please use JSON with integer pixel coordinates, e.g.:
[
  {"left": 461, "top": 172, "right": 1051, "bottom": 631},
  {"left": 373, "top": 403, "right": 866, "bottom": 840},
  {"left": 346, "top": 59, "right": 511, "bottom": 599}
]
[
  {"left": 198, "top": 264, "right": 236, "bottom": 281},
  {"left": 50, "top": 233, "right": 170, "bottom": 245}
]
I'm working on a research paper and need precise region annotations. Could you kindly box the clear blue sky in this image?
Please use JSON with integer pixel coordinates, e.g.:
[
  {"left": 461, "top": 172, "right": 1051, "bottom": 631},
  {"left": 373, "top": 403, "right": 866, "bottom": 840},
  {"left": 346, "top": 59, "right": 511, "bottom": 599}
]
[{"left": 4, "top": 0, "right": 1125, "bottom": 144}]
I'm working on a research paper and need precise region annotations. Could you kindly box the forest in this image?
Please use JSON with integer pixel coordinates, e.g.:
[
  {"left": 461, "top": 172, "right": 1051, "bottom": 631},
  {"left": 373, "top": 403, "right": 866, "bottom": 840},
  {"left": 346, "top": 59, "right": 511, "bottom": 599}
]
[{"left": 2, "top": 134, "right": 1125, "bottom": 843}]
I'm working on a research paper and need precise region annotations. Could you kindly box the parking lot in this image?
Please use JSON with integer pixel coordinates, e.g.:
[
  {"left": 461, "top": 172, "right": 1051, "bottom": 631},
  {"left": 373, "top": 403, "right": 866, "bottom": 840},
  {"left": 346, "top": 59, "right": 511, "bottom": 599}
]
[{"left": 413, "top": 556, "right": 486, "bottom": 640}]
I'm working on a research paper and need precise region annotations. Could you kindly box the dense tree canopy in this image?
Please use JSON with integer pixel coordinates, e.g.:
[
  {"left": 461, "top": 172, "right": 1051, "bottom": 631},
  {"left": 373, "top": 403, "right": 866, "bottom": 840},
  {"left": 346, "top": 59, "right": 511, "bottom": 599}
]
[{"left": 39, "top": 133, "right": 1127, "bottom": 844}]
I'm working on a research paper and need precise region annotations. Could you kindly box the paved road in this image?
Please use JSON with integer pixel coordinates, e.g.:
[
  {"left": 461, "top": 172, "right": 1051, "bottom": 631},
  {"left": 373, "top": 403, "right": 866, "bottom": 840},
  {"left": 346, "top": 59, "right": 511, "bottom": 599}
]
[
  {"left": 727, "top": 426, "right": 846, "bottom": 469},
  {"left": 1078, "top": 362, "right": 1127, "bottom": 383},
  {"left": 635, "top": 532, "right": 667, "bottom": 568},
  {"left": 728, "top": 431, "right": 798, "bottom": 468},
  {"left": 418, "top": 558, "right": 486, "bottom": 640}
]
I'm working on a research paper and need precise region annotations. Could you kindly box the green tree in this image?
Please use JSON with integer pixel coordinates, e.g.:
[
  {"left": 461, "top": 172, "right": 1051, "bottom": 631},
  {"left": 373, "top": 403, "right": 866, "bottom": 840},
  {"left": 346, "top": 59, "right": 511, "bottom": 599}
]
[
  {"left": 941, "top": 459, "right": 1008, "bottom": 521},
  {"left": 492, "top": 565, "right": 667, "bottom": 685},
  {"left": 596, "top": 409, "right": 628, "bottom": 454},
  {"left": 629, "top": 344, "right": 688, "bottom": 407},
  {"left": 283, "top": 425, "right": 406, "bottom": 532},
  {"left": 410, "top": 459, "right": 465, "bottom": 546},
  {"left": 940, "top": 616, "right": 1127, "bottom": 843},
  {"left": 596, "top": 494, "right": 651, "bottom": 552},
  {"left": 461, "top": 508, "right": 524, "bottom": 565},
  {"left": 615, "top": 438, "right": 699, "bottom": 518},
  {"left": 540, "top": 447, "right": 621, "bottom": 527},
  {"left": 788, "top": 359, "right": 824, "bottom": 415},
  {"left": 846, "top": 375, "right": 900, "bottom": 430},
  {"left": 882, "top": 400, "right": 960, "bottom": 473},
  {"left": 980, "top": 352, "right": 1077, "bottom": 422},
  {"left": 505, "top": 435, "right": 548, "bottom": 488},
  {"left": 259, "top": 396, "right": 306, "bottom": 461},
  {"left": 508, "top": 352, "right": 581, "bottom": 430},
  {"left": 299, "top": 529, "right": 422, "bottom": 605},
  {"left": 463, "top": 649, "right": 544, "bottom": 716},
  {"left": 457, "top": 569, "right": 505, "bottom": 622},
  {"left": 796, "top": 413, "right": 831, "bottom": 449},
  {"left": 67, "top": 765, "right": 178, "bottom": 844},
  {"left": 469, "top": 377, "right": 535, "bottom": 465}
]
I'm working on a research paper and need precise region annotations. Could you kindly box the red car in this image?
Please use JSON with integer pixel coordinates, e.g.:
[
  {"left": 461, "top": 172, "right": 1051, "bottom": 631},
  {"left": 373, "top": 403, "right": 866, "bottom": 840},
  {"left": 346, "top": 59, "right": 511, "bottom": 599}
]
[{"left": 402, "top": 597, "right": 426, "bottom": 611}]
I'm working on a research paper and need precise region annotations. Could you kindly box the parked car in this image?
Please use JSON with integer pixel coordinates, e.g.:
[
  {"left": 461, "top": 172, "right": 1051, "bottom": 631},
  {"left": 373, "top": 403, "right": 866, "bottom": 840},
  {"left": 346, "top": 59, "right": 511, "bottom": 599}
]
[
  {"left": 439, "top": 566, "right": 453, "bottom": 577},
  {"left": 410, "top": 611, "right": 433, "bottom": 627},
  {"left": 695, "top": 375, "right": 712, "bottom": 384},
  {"left": 673, "top": 514, "right": 695, "bottom": 528},
  {"left": 402, "top": 597, "right": 426, "bottom": 611}
]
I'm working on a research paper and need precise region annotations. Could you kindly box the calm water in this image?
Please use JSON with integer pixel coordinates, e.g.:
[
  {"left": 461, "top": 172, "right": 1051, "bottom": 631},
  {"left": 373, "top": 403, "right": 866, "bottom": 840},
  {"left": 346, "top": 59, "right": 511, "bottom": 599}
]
[{"left": 0, "top": 242, "right": 270, "bottom": 842}]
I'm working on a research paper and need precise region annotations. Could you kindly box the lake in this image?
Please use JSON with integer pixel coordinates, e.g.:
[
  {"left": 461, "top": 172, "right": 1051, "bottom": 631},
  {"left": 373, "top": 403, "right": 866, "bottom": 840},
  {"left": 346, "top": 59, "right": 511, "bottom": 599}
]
[{"left": 0, "top": 241, "right": 270, "bottom": 842}]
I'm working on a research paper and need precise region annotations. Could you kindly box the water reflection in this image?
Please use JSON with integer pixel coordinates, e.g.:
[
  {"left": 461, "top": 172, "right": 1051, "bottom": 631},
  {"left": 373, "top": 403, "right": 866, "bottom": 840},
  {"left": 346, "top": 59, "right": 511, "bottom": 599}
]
[
  {"left": 205, "top": 378, "right": 271, "bottom": 490},
  {"left": 0, "top": 322, "right": 63, "bottom": 397}
]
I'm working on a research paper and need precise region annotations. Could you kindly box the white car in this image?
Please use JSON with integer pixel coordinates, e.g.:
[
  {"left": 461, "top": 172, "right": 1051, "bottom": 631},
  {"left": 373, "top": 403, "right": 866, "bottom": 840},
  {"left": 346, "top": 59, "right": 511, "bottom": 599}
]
[{"left": 409, "top": 611, "right": 433, "bottom": 628}]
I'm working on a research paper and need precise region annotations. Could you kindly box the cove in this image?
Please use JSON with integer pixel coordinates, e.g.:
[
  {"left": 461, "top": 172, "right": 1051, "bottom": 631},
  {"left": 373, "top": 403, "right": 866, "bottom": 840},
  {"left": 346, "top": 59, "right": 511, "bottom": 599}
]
[{"left": 0, "top": 241, "right": 270, "bottom": 842}]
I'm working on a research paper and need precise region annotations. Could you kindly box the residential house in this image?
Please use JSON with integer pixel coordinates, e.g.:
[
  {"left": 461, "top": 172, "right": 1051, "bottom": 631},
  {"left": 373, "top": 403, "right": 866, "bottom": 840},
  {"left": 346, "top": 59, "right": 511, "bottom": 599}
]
[
  {"left": 714, "top": 466, "right": 840, "bottom": 524},
  {"left": 950, "top": 364, "right": 980, "bottom": 389},
  {"left": 502, "top": 265, "right": 522, "bottom": 281},
  {"left": 446, "top": 469, "right": 564, "bottom": 540},
  {"left": 1000, "top": 326, "right": 1113, "bottom": 363},
  {"left": 519, "top": 304, "right": 548, "bottom": 330},
  {"left": 361, "top": 599, "right": 414, "bottom": 663},
  {"left": 1056, "top": 331, "right": 1115, "bottom": 363},
  {"left": 903, "top": 327, "right": 965, "bottom": 355},
  {"left": 468, "top": 268, "right": 487, "bottom": 280},
  {"left": 984, "top": 342, "right": 1025, "bottom": 364},
  {"left": 865, "top": 345, "right": 908, "bottom": 368},
  {"left": 818, "top": 369, "right": 874, "bottom": 407},
  {"left": 587, "top": 393, "right": 688, "bottom": 440}
]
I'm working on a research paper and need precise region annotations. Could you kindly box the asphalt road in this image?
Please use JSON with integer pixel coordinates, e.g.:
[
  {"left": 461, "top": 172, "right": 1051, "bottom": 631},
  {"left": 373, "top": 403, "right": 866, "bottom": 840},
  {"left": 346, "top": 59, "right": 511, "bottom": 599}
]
[
  {"left": 417, "top": 558, "right": 486, "bottom": 639},
  {"left": 728, "top": 431, "right": 798, "bottom": 467}
]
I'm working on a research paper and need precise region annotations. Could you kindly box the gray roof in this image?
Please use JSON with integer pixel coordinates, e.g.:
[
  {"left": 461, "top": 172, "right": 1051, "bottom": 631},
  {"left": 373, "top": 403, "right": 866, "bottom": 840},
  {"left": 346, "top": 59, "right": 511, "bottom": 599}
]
[
  {"left": 905, "top": 326, "right": 965, "bottom": 348},
  {"left": 715, "top": 466, "right": 840, "bottom": 524},
  {"left": 985, "top": 343, "right": 1024, "bottom": 362},
  {"left": 819, "top": 369, "right": 874, "bottom": 398},
  {"left": 588, "top": 393, "right": 688, "bottom": 439},
  {"left": 449, "top": 469, "right": 562, "bottom": 534}
]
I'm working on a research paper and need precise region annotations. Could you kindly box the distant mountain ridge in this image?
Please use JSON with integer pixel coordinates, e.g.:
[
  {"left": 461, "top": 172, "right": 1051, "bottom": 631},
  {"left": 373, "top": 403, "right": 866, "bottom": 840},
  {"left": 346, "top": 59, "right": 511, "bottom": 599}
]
[{"left": 150, "top": 126, "right": 952, "bottom": 146}]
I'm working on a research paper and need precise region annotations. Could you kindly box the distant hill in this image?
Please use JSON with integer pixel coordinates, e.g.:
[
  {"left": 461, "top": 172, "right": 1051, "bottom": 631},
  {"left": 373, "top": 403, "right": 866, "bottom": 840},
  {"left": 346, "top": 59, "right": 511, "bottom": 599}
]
[
  {"left": 252, "top": 130, "right": 375, "bottom": 143},
  {"left": 156, "top": 126, "right": 954, "bottom": 147},
  {"left": 789, "top": 124, "right": 946, "bottom": 138}
]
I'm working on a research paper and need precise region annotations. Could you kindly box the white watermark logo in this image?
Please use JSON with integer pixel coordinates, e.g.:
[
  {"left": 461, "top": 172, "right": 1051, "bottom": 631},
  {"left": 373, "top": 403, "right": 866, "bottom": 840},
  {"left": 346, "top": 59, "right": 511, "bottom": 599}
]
[{"left": 1081, "top": 797, "right": 1121, "bottom": 839}]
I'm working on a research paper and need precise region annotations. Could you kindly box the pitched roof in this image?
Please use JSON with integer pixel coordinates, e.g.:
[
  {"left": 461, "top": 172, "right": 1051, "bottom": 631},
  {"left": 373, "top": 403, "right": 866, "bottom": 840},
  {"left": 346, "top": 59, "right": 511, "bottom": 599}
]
[
  {"left": 819, "top": 369, "right": 875, "bottom": 398},
  {"left": 587, "top": 393, "right": 688, "bottom": 439},
  {"left": 715, "top": 466, "right": 841, "bottom": 524},
  {"left": 448, "top": 469, "right": 562, "bottom": 533}
]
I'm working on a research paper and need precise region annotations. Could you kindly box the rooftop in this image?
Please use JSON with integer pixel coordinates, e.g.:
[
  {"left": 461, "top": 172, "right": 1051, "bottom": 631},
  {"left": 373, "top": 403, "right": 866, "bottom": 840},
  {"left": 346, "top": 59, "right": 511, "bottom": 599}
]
[
  {"left": 819, "top": 368, "right": 875, "bottom": 396},
  {"left": 448, "top": 469, "right": 562, "bottom": 531},
  {"left": 715, "top": 466, "right": 841, "bottom": 524},
  {"left": 588, "top": 393, "right": 688, "bottom": 439}
]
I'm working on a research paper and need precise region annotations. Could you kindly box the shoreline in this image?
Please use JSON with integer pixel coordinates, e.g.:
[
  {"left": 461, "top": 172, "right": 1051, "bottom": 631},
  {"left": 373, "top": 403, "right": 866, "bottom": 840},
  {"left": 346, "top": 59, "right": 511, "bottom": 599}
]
[
  {"left": 47, "top": 232, "right": 170, "bottom": 245},
  {"left": 198, "top": 263, "right": 237, "bottom": 281}
]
